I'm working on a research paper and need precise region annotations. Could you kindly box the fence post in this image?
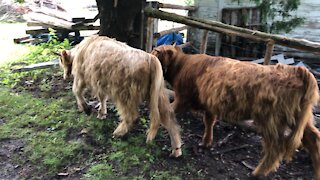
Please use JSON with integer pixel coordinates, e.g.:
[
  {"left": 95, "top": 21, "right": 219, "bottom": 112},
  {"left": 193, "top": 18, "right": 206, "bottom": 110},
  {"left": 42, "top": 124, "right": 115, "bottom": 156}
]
[
  {"left": 263, "top": 40, "right": 275, "bottom": 65},
  {"left": 200, "top": 30, "right": 209, "bottom": 54}
]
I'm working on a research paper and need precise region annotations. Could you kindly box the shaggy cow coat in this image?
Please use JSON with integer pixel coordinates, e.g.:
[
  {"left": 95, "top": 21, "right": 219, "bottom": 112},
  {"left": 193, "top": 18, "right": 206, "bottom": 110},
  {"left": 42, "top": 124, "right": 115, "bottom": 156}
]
[
  {"left": 151, "top": 45, "right": 320, "bottom": 179},
  {"left": 59, "top": 36, "right": 182, "bottom": 157}
]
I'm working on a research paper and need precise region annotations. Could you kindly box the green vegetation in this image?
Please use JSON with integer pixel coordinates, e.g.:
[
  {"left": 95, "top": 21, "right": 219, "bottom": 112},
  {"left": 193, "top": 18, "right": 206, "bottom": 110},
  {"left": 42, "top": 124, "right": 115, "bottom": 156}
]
[
  {"left": 0, "top": 38, "right": 70, "bottom": 88},
  {"left": 184, "top": 0, "right": 195, "bottom": 6},
  {"left": 233, "top": 0, "right": 304, "bottom": 33}
]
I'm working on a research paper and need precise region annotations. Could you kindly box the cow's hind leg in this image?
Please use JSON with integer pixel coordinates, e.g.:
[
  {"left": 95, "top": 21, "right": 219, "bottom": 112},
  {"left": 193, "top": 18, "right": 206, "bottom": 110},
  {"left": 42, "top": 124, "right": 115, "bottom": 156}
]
[
  {"left": 252, "top": 140, "right": 283, "bottom": 176},
  {"left": 302, "top": 120, "right": 320, "bottom": 180},
  {"left": 161, "top": 112, "right": 182, "bottom": 157},
  {"left": 73, "top": 77, "right": 90, "bottom": 115},
  {"left": 97, "top": 93, "right": 108, "bottom": 119},
  {"left": 252, "top": 127, "right": 284, "bottom": 176},
  {"left": 113, "top": 101, "right": 139, "bottom": 137},
  {"left": 157, "top": 94, "right": 182, "bottom": 157},
  {"left": 199, "top": 112, "right": 217, "bottom": 148}
]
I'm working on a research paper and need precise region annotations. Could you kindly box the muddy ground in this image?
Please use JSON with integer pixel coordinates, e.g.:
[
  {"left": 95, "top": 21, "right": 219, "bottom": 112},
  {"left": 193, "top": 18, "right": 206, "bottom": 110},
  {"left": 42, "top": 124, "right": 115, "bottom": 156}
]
[{"left": 1, "top": 70, "right": 319, "bottom": 179}]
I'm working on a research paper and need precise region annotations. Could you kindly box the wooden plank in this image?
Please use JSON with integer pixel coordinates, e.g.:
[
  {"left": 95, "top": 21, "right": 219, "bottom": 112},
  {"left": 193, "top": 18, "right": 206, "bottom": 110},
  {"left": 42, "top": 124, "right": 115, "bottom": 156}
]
[
  {"left": 13, "top": 36, "right": 31, "bottom": 44},
  {"left": 32, "top": 8, "right": 72, "bottom": 22},
  {"left": 154, "top": 25, "right": 188, "bottom": 38},
  {"left": 26, "top": 12, "right": 74, "bottom": 30},
  {"left": 83, "top": 13, "right": 100, "bottom": 23},
  {"left": 199, "top": 30, "right": 208, "bottom": 54},
  {"left": 12, "top": 59, "right": 59, "bottom": 73},
  {"left": 159, "top": 3, "right": 196, "bottom": 11},
  {"left": 144, "top": 7, "right": 320, "bottom": 54},
  {"left": 25, "top": 25, "right": 99, "bottom": 36},
  {"left": 263, "top": 40, "right": 275, "bottom": 65}
]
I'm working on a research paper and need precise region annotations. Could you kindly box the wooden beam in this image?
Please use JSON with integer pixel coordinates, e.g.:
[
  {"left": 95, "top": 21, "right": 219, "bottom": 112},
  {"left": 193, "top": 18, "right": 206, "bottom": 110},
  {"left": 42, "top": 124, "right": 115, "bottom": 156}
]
[
  {"left": 158, "top": 3, "right": 196, "bottom": 11},
  {"left": 200, "top": 30, "right": 209, "bottom": 54},
  {"left": 263, "top": 40, "right": 275, "bottom": 65},
  {"left": 144, "top": 7, "right": 320, "bottom": 54},
  {"left": 146, "top": 17, "right": 154, "bottom": 52},
  {"left": 154, "top": 25, "right": 188, "bottom": 38}
]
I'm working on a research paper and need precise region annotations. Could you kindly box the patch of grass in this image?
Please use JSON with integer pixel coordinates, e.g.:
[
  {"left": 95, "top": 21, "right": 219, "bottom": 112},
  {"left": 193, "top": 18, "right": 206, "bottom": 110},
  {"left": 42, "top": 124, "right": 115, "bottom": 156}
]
[
  {"left": 0, "top": 89, "right": 92, "bottom": 176},
  {"left": 84, "top": 163, "right": 114, "bottom": 179},
  {"left": 0, "top": 88, "right": 177, "bottom": 178},
  {"left": 109, "top": 135, "right": 161, "bottom": 171},
  {"left": 150, "top": 170, "right": 181, "bottom": 180}
]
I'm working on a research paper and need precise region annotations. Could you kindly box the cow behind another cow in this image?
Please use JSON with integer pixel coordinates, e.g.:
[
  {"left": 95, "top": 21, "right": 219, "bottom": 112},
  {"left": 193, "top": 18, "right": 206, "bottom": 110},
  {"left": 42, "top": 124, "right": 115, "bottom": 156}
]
[
  {"left": 59, "top": 36, "right": 182, "bottom": 157},
  {"left": 151, "top": 45, "right": 320, "bottom": 179}
]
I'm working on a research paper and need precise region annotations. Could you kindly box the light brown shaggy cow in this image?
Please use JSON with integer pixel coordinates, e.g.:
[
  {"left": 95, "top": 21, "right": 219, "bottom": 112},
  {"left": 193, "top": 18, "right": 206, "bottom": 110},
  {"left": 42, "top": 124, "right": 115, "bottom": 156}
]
[
  {"left": 59, "top": 36, "right": 182, "bottom": 157},
  {"left": 151, "top": 45, "right": 320, "bottom": 179}
]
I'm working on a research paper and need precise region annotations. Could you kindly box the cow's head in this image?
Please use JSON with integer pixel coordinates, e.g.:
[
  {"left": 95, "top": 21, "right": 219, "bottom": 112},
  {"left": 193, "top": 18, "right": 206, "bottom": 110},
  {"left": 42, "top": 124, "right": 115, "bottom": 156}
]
[
  {"left": 151, "top": 44, "right": 183, "bottom": 74},
  {"left": 58, "top": 50, "right": 73, "bottom": 80}
]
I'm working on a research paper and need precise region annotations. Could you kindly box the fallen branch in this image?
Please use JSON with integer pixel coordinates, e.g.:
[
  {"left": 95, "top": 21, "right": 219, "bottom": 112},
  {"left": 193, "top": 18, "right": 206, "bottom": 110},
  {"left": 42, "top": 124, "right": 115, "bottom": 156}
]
[
  {"left": 241, "top": 161, "right": 255, "bottom": 170},
  {"left": 217, "top": 132, "right": 235, "bottom": 147}
]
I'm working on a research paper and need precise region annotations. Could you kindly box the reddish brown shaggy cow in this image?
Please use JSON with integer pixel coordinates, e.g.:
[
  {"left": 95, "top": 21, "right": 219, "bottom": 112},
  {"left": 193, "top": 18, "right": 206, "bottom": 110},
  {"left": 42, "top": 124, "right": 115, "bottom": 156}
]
[
  {"left": 151, "top": 45, "right": 320, "bottom": 179},
  {"left": 59, "top": 36, "right": 182, "bottom": 157}
]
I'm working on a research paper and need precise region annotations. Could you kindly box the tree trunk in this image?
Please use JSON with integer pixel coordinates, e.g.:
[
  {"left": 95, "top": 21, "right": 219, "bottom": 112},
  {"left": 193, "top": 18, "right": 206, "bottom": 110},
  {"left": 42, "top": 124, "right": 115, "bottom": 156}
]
[{"left": 95, "top": 0, "right": 146, "bottom": 48}]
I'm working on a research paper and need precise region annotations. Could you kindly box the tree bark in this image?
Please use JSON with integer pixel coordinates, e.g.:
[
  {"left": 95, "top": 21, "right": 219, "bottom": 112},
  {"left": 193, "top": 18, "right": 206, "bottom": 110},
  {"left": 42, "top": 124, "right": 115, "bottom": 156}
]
[
  {"left": 144, "top": 7, "right": 320, "bottom": 54},
  {"left": 96, "top": 0, "right": 146, "bottom": 48}
]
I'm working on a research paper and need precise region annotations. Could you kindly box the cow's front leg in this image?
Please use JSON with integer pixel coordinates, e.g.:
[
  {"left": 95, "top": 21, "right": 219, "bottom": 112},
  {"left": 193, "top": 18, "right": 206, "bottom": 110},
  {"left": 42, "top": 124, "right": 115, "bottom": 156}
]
[
  {"left": 199, "top": 112, "right": 217, "bottom": 147},
  {"left": 72, "top": 77, "right": 90, "bottom": 115}
]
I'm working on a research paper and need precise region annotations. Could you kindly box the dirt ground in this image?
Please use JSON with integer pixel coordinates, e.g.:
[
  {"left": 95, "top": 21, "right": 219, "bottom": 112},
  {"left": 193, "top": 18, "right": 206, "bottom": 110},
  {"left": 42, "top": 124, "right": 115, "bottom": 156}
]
[{"left": 1, "top": 71, "right": 318, "bottom": 180}]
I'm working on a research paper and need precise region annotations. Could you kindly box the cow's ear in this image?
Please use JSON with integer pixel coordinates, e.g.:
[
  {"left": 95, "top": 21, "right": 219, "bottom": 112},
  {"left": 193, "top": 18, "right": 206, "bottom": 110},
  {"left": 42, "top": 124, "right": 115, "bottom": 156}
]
[{"left": 61, "top": 50, "right": 71, "bottom": 64}]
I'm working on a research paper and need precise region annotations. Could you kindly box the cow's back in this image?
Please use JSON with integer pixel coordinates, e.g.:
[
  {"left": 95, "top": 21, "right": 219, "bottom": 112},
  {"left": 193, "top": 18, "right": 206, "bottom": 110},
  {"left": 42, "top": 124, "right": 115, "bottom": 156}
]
[
  {"left": 179, "top": 56, "right": 317, "bottom": 123},
  {"left": 73, "top": 37, "right": 152, "bottom": 104}
]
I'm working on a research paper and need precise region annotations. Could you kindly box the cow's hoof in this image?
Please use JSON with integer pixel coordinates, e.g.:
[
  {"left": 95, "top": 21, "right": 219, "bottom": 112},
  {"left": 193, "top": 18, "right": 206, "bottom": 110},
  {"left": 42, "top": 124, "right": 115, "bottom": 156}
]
[
  {"left": 113, "top": 125, "right": 128, "bottom": 137},
  {"left": 146, "top": 129, "right": 157, "bottom": 143},
  {"left": 169, "top": 148, "right": 182, "bottom": 158},
  {"left": 198, "top": 141, "right": 212, "bottom": 148}
]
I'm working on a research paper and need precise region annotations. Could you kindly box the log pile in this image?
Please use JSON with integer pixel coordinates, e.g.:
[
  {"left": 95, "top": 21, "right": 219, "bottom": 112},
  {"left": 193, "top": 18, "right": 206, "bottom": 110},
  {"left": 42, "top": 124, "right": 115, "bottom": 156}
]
[{"left": 19, "top": 0, "right": 99, "bottom": 43}]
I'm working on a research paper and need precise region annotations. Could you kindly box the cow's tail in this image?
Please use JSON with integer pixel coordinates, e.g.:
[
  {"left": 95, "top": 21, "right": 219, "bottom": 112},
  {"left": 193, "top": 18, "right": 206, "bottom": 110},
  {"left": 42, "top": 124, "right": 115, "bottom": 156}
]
[
  {"left": 146, "top": 54, "right": 163, "bottom": 143},
  {"left": 284, "top": 66, "right": 319, "bottom": 161}
]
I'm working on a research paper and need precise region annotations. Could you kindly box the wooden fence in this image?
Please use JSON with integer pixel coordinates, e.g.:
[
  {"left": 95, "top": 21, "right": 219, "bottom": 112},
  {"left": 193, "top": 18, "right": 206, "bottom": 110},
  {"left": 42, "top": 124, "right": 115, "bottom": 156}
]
[
  {"left": 221, "top": 6, "right": 264, "bottom": 59},
  {"left": 145, "top": 2, "right": 195, "bottom": 52},
  {"left": 144, "top": 5, "right": 320, "bottom": 65}
]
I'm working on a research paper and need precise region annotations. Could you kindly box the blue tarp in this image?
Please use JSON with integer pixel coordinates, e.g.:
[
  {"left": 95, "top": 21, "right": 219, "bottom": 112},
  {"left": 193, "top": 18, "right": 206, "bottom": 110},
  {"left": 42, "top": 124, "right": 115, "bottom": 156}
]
[{"left": 157, "top": 32, "right": 184, "bottom": 46}]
